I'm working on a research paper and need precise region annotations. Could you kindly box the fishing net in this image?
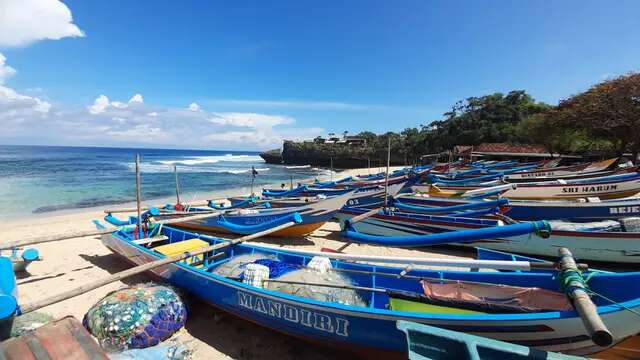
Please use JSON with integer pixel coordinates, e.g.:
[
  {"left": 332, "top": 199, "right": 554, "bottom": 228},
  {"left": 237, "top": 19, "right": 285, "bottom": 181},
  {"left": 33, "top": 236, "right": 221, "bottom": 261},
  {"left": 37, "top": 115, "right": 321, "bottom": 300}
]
[
  {"left": 548, "top": 220, "right": 621, "bottom": 232},
  {"left": 266, "top": 269, "right": 367, "bottom": 307},
  {"left": 212, "top": 254, "right": 276, "bottom": 278},
  {"left": 83, "top": 284, "right": 187, "bottom": 352}
]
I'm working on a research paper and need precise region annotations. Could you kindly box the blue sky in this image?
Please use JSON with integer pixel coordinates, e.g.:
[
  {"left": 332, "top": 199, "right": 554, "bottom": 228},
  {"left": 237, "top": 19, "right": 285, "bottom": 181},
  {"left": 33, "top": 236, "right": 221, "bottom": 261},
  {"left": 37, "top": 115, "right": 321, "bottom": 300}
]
[{"left": 1, "top": 0, "right": 639, "bottom": 150}]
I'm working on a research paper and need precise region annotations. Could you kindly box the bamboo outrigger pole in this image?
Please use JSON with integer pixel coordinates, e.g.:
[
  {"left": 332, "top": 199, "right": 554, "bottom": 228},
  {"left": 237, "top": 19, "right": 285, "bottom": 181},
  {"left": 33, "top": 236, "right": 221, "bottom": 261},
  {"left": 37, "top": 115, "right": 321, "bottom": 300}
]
[
  {"left": 0, "top": 211, "right": 222, "bottom": 250},
  {"left": 19, "top": 220, "right": 299, "bottom": 315},
  {"left": 346, "top": 208, "right": 381, "bottom": 225},
  {"left": 558, "top": 247, "right": 613, "bottom": 347},
  {"left": 104, "top": 200, "right": 213, "bottom": 214}
]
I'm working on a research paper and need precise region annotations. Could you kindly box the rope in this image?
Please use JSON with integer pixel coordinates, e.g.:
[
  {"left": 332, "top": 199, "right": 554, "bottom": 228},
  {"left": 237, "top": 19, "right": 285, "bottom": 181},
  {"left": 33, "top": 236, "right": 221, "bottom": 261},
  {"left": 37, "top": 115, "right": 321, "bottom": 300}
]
[
  {"left": 558, "top": 267, "right": 588, "bottom": 294},
  {"left": 585, "top": 288, "right": 640, "bottom": 319}
]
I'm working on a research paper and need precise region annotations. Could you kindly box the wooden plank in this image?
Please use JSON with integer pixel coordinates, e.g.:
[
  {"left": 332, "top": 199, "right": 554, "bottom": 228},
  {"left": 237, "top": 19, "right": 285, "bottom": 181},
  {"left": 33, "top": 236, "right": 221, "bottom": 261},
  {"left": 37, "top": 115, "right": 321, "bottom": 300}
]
[{"left": 0, "top": 317, "right": 107, "bottom": 360}]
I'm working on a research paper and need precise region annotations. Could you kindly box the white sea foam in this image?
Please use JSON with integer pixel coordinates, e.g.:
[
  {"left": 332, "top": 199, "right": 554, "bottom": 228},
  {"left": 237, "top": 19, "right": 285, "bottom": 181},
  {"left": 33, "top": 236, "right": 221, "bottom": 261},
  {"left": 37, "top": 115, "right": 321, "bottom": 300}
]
[
  {"left": 157, "top": 154, "right": 263, "bottom": 166},
  {"left": 124, "top": 162, "right": 269, "bottom": 174}
]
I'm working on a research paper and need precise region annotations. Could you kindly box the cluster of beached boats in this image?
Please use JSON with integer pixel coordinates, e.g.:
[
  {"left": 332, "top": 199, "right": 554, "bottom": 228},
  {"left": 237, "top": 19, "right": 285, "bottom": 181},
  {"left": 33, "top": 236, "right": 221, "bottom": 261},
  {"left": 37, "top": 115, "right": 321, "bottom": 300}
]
[{"left": 3, "top": 156, "right": 640, "bottom": 358}]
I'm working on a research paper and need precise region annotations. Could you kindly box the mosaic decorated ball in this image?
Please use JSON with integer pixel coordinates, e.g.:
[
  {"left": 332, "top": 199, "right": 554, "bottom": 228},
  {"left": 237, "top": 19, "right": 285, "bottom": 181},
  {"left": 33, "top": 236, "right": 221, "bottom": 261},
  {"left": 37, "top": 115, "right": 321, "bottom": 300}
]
[{"left": 83, "top": 284, "right": 187, "bottom": 351}]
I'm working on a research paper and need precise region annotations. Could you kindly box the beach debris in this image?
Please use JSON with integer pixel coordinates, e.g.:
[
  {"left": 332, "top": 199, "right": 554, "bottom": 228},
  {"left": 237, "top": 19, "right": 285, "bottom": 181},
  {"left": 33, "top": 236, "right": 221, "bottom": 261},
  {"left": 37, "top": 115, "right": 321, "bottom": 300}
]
[
  {"left": 10, "top": 311, "right": 54, "bottom": 337},
  {"left": 110, "top": 338, "right": 193, "bottom": 360},
  {"left": 83, "top": 284, "right": 187, "bottom": 352}
]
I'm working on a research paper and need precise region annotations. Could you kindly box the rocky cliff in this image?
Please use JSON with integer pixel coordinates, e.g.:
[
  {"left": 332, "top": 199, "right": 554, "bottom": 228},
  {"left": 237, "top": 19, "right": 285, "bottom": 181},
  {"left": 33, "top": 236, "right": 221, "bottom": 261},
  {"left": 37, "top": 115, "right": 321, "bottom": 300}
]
[{"left": 260, "top": 141, "right": 405, "bottom": 168}]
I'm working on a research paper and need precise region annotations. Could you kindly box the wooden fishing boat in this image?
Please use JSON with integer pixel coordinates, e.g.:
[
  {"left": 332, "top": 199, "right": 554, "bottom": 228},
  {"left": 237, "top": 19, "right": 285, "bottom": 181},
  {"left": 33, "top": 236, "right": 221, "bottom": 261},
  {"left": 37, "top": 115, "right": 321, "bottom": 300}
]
[
  {"left": 99, "top": 224, "right": 640, "bottom": 356},
  {"left": 503, "top": 158, "right": 619, "bottom": 181},
  {"left": 395, "top": 193, "right": 640, "bottom": 222},
  {"left": 166, "top": 192, "right": 354, "bottom": 237},
  {"left": 433, "top": 167, "right": 634, "bottom": 185},
  {"left": 418, "top": 173, "right": 640, "bottom": 200},
  {"left": 431, "top": 158, "right": 618, "bottom": 182},
  {"left": 233, "top": 182, "right": 406, "bottom": 210},
  {"left": 262, "top": 173, "right": 411, "bottom": 198},
  {"left": 337, "top": 207, "right": 640, "bottom": 263}
]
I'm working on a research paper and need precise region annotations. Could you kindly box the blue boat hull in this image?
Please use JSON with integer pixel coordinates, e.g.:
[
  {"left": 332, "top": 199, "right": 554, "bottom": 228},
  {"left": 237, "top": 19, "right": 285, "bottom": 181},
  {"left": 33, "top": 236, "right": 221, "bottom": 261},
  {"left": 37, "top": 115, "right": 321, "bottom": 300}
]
[
  {"left": 100, "top": 225, "right": 640, "bottom": 355},
  {"left": 395, "top": 195, "right": 640, "bottom": 222}
]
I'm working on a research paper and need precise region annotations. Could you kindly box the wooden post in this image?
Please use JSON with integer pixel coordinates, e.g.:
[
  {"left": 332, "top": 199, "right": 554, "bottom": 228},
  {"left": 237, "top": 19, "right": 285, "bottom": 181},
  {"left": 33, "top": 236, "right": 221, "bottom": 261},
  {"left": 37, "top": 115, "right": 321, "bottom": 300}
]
[
  {"left": 330, "top": 157, "right": 334, "bottom": 181},
  {"left": 135, "top": 154, "right": 142, "bottom": 238},
  {"left": 344, "top": 208, "right": 381, "bottom": 228},
  {"left": 290, "top": 175, "right": 293, "bottom": 190},
  {"left": 558, "top": 247, "right": 613, "bottom": 347},
  {"left": 18, "top": 220, "right": 299, "bottom": 315},
  {"left": 174, "top": 165, "right": 181, "bottom": 206},
  {"left": 384, "top": 137, "right": 391, "bottom": 207}
]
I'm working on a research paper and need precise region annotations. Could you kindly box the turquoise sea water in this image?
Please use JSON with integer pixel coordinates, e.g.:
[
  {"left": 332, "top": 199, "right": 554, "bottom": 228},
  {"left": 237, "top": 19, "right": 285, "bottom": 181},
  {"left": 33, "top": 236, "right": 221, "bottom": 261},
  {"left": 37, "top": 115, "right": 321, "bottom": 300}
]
[{"left": 0, "top": 145, "right": 323, "bottom": 219}]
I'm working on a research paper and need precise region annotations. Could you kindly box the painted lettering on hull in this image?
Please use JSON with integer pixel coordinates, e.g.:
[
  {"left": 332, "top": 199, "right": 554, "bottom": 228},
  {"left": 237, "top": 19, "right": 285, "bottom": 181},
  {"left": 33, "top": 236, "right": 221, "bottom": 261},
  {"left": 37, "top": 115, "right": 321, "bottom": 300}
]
[
  {"left": 561, "top": 185, "right": 618, "bottom": 193},
  {"left": 238, "top": 291, "right": 350, "bottom": 337},
  {"left": 519, "top": 172, "right": 557, "bottom": 178},
  {"left": 610, "top": 206, "right": 640, "bottom": 214}
]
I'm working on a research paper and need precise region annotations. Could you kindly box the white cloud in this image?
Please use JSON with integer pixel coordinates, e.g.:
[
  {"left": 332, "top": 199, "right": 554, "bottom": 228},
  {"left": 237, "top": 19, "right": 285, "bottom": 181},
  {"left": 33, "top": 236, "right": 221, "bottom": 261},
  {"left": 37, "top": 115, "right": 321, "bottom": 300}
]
[
  {"left": 0, "top": 53, "right": 17, "bottom": 84},
  {"left": 3, "top": 90, "right": 323, "bottom": 148},
  {"left": 0, "top": 85, "right": 51, "bottom": 117},
  {"left": 209, "top": 112, "right": 294, "bottom": 128},
  {"left": 188, "top": 102, "right": 200, "bottom": 112},
  {"left": 88, "top": 93, "right": 144, "bottom": 114},
  {"left": 129, "top": 93, "right": 143, "bottom": 104},
  {"left": 88, "top": 95, "right": 110, "bottom": 114},
  {"left": 0, "top": 0, "right": 85, "bottom": 47}
]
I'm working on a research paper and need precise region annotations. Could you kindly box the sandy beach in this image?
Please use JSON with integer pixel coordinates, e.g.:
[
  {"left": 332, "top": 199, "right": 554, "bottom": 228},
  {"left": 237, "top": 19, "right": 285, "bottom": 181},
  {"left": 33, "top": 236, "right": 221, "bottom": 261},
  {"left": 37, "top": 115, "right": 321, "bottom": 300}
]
[{"left": 1, "top": 166, "right": 467, "bottom": 359}]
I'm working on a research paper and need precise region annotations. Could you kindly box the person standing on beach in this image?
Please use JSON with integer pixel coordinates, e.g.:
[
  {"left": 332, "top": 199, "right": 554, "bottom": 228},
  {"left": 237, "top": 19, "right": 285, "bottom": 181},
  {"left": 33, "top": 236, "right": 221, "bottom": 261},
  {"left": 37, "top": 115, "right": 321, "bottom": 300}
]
[{"left": 250, "top": 166, "right": 259, "bottom": 196}]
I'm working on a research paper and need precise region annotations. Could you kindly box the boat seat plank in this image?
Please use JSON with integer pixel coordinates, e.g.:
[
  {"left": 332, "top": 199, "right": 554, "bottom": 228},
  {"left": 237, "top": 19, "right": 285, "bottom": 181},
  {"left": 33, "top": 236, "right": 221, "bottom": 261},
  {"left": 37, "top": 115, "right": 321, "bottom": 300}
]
[{"left": 152, "top": 239, "right": 210, "bottom": 267}]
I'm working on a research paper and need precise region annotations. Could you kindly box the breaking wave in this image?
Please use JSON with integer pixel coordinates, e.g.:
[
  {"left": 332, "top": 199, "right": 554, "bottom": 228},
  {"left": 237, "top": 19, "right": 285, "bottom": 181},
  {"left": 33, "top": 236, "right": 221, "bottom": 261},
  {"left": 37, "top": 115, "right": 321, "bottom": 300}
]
[{"left": 157, "top": 154, "right": 263, "bottom": 166}]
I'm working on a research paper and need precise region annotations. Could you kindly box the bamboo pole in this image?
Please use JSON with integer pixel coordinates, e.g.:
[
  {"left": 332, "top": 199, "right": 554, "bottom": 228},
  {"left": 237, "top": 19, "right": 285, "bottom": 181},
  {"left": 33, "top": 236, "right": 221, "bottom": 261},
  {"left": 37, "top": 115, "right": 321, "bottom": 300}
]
[
  {"left": 346, "top": 208, "right": 381, "bottom": 225},
  {"left": 384, "top": 137, "right": 391, "bottom": 207},
  {"left": 0, "top": 211, "right": 222, "bottom": 250},
  {"left": 19, "top": 220, "right": 299, "bottom": 315},
  {"left": 248, "top": 243, "right": 587, "bottom": 271},
  {"left": 104, "top": 206, "right": 151, "bottom": 214},
  {"left": 135, "top": 154, "right": 142, "bottom": 239},
  {"left": 174, "top": 165, "right": 181, "bottom": 206},
  {"left": 558, "top": 247, "right": 612, "bottom": 347},
  {"left": 104, "top": 199, "right": 221, "bottom": 214}
]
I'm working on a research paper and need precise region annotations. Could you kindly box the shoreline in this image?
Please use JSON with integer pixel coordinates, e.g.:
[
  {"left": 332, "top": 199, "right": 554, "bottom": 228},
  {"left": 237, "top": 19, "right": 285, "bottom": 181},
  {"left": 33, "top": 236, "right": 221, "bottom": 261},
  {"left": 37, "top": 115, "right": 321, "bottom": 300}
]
[{"left": 0, "top": 166, "right": 398, "bottom": 223}]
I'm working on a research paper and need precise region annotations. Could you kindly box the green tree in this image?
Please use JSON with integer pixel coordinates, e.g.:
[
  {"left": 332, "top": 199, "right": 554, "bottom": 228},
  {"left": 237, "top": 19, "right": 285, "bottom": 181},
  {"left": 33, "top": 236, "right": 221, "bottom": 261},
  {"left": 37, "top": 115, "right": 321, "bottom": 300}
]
[{"left": 554, "top": 72, "right": 640, "bottom": 160}]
